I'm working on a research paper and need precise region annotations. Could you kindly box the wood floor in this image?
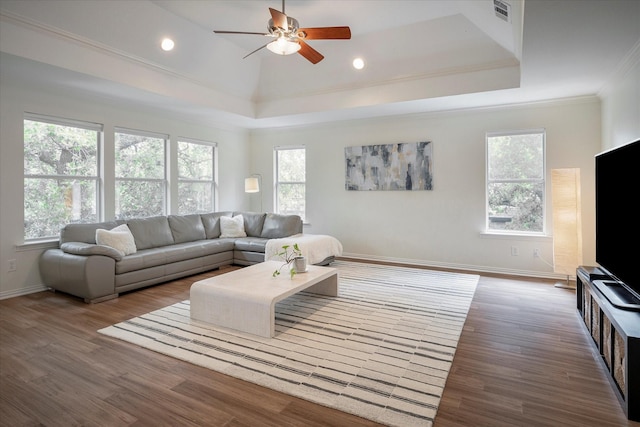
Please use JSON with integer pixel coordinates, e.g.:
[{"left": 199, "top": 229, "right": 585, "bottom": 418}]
[{"left": 1, "top": 263, "right": 638, "bottom": 427}]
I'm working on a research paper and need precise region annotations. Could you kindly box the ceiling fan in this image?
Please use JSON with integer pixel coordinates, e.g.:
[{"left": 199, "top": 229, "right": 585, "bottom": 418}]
[{"left": 213, "top": 0, "right": 351, "bottom": 64}]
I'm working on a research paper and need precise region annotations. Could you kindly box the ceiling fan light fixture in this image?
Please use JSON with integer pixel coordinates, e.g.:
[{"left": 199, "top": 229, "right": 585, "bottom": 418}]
[
  {"left": 214, "top": 1, "right": 350, "bottom": 64},
  {"left": 267, "top": 37, "right": 301, "bottom": 55}
]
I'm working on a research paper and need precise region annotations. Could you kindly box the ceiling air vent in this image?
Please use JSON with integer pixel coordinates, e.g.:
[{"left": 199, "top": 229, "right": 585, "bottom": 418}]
[{"left": 494, "top": 0, "right": 511, "bottom": 22}]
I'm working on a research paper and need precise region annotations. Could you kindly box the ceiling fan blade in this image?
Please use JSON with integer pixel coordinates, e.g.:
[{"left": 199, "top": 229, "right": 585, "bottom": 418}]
[
  {"left": 242, "top": 42, "right": 270, "bottom": 59},
  {"left": 297, "top": 27, "right": 351, "bottom": 40},
  {"left": 297, "top": 40, "right": 324, "bottom": 64},
  {"left": 214, "top": 30, "right": 270, "bottom": 36},
  {"left": 269, "top": 7, "right": 288, "bottom": 31}
]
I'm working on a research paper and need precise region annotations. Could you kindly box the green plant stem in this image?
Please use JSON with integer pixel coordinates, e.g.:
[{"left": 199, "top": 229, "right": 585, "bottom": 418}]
[{"left": 272, "top": 243, "right": 302, "bottom": 278}]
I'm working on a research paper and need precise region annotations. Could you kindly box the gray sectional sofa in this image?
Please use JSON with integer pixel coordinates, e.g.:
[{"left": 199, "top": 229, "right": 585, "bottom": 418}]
[{"left": 39, "top": 211, "right": 308, "bottom": 303}]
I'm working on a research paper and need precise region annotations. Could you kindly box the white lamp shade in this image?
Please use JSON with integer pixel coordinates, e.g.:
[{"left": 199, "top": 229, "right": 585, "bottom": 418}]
[
  {"left": 266, "top": 38, "right": 301, "bottom": 55},
  {"left": 245, "top": 177, "right": 260, "bottom": 193},
  {"left": 552, "top": 168, "right": 583, "bottom": 275}
]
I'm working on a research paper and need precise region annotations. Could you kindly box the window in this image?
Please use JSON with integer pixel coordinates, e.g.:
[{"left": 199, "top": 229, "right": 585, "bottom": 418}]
[
  {"left": 177, "top": 138, "right": 216, "bottom": 214},
  {"left": 486, "top": 130, "right": 545, "bottom": 233},
  {"left": 115, "top": 128, "right": 167, "bottom": 219},
  {"left": 275, "top": 147, "right": 305, "bottom": 220},
  {"left": 24, "top": 115, "right": 101, "bottom": 240}
]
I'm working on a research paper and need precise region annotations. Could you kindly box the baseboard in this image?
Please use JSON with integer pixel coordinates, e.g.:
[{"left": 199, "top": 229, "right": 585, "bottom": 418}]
[
  {"left": 1, "top": 256, "right": 566, "bottom": 302},
  {"left": 554, "top": 281, "right": 577, "bottom": 290},
  {"left": 339, "top": 252, "right": 570, "bottom": 281},
  {"left": 0, "top": 284, "right": 49, "bottom": 300}
]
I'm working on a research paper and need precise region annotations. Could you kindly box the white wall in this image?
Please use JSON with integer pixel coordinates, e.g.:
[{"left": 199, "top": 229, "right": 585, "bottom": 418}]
[
  {"left": 0, "top": 75, "right": 607, "bottom": 298},
  {"left": 0, "top": 78, "right": 251, "bottom": 299},
  {"left": 601, "top": 43, "right": 640, "bottom": 151},
  {"left": 250, "top": 98, "right": 601, "bottom": 278}
]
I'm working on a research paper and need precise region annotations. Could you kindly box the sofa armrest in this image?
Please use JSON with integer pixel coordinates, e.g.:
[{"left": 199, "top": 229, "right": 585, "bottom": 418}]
[
  {"left": 61, "top": 242, "right": 123, "bottom": 261},
  {"left": 40, "top": 248, "right": 117, "bottom": 303}
]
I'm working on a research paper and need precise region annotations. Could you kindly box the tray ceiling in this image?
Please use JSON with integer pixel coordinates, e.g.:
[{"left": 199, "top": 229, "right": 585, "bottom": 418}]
[{"left": 0, "top": 0, "right": 638, "bottom": 128}]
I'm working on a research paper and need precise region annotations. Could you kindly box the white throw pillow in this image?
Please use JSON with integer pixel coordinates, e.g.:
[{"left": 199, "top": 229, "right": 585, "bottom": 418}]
[
  {"left": 219, "top": 215, "right": 247, "bottom": 238},
  {"left": 95, "top": 224, "right": 137, "bottom": 256}
]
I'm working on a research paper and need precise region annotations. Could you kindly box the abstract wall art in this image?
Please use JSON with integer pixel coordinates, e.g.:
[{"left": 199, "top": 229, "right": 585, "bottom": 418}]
[{"left": 345, "top": 141, "right": 433, "bottom": 191}]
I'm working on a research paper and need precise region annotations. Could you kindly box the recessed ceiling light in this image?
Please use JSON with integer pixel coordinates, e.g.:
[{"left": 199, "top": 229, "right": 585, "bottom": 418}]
[
  {"left": 352, "top": 57, "right": 365, "bottom": 70},
  {"left": 161, "top": 38, "right": 175, "bottom": 51}
]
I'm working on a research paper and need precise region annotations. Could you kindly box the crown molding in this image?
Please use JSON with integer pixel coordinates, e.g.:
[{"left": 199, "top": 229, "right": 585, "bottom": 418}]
[{"left": 599, "top": 38, "right": 640, "bottom": 98}]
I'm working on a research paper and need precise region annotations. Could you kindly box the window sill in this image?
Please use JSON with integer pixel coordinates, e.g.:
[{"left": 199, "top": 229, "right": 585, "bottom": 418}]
[
  {"left": 480, "top": 231, "right": 551, "bottom": 241},
  {"left": 16, "top": 240, "right": 59, "bottom": 252}
]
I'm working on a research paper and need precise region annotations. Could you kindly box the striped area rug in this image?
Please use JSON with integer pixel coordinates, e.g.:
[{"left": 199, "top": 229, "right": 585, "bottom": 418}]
[{"left": 98, "top": 261, "right": 479, "bottom": 426}]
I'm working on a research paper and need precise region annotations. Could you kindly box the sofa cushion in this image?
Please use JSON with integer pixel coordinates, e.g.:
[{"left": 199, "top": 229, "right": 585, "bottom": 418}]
[
  {"left": 60, "top": 221, "right": 119, "bottom": 244},
  {"left": 115, "top": 240, "right": 235, "bottom": 274},
  {"left": 233, "top": 237, "right": 268, "bottom": 253},
  {"left": 95, "top": 224, "right": 137, "bottom": 256},
  {"left": 220, "top": 215, "right": 247, "bottom": 238},
  {"left": 126, "top": 216, "right": 174, "bottom": 250},
  {"left": 261, "top": 214, "right": 303, "bottom": 238},
  {"left": 168, "top": 214, "right": 206, "bottom": 243},
  {"left": 201, "top": 211, "right": 233, "bottom": 239},
  {"left": 238, "top": 212, "right": 267, "bottom": 237}
]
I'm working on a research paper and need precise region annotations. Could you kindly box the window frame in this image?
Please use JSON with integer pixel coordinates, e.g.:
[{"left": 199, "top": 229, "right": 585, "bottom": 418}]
[
  {"left": 23, "top": 113, "right": 103, "bottom": 241},
  {"left": 176, "top": 137, "right": 217, "bottom": 214},
  {"left": 114, "top": 127, "right": 168, "bottom": 219},
  {"left": 274, "top": 145, "right": 306, "bottom": 221},
  {"left": 485, "top": 129, "right": 546, "bottom": 235}
]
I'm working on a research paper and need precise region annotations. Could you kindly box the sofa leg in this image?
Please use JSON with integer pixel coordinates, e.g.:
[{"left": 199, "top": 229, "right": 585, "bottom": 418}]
[{"left": 85, "top": 293, "right": 118, "bottom": 304}]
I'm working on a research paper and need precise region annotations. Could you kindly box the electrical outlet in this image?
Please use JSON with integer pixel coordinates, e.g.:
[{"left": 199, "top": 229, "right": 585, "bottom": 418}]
[
  {"left": 8, "top": 259, "right": 16, "bottom": 272},
  {"left": 511, "top": 246, "right": 519, "bottom": 256},
  {"left": 533, "top": 248, "right": 540, "bottom": 258}
]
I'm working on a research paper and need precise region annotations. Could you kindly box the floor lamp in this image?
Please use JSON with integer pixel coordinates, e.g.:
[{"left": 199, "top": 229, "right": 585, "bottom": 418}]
[
  {"left": 552, "top": 168, "right": 583, "bottom": 289},
  {"left": 245, "top": 174, "right": 262, "bottom": 212}
]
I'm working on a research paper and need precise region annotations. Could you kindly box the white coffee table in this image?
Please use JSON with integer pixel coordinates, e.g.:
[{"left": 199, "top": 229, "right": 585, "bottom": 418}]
[{"left": 190, "top": 260, "right": 338, "bottom": 338}]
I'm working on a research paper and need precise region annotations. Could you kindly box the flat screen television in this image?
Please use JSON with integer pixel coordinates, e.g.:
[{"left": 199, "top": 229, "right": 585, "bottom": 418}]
[{"left": 595, "top": 138, "right": 640, "bottom": 308}]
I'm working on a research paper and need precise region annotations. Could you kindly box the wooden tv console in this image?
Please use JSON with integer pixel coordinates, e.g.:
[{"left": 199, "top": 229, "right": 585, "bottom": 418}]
[{"left": 576, "top": 266, "right": 640, "bottom": 421}]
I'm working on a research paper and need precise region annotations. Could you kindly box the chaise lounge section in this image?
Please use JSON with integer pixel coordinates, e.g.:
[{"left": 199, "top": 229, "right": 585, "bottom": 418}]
[{"left": 39, "top": 211, "right": 317, "bottom": 303}]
